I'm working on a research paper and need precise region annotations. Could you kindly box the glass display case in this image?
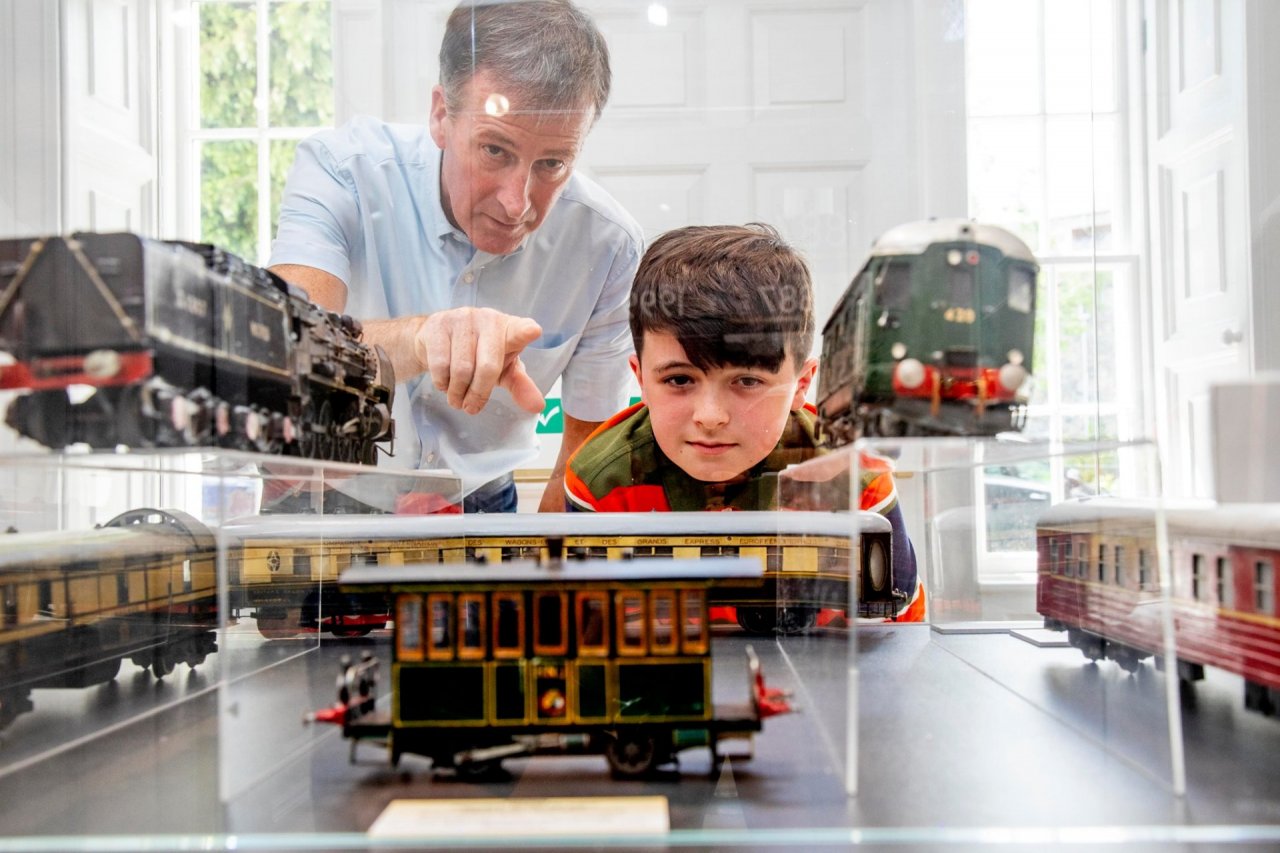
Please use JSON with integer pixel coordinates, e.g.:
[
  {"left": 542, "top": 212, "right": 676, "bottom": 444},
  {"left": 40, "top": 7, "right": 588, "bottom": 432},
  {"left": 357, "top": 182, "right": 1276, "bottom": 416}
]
[{"left": 2, "top": 0, "right": 1279, "bottom": 848}]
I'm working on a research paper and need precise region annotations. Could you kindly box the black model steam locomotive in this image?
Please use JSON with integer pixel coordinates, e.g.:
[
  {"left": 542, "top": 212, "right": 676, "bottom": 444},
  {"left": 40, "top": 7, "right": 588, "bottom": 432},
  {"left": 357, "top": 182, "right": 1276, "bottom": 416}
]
[
  {"left": 817, "top": 219, "right": 1039, "bottom": 441},
  {"left": 0, "top": 233, "right": 394, "bottom": 463}
]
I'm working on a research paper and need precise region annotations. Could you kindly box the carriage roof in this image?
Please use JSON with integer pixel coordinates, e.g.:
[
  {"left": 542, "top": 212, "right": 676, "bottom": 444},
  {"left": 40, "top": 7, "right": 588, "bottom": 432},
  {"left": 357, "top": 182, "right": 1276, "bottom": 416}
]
[
  {"left": 220, "top": 509, "right": 884, "bottom": 542},
  {"left": 0, "top": 525, "right": 201, "bottom": 573},
  {"left": 866, "top": 218, "right": 1037, "bottom": 265},
  {"left": 1037, "top": 497, "right": 1280, "bottom": 548},
  {"left": 338, "top": 555, "right": 764, "bottom": 590}
]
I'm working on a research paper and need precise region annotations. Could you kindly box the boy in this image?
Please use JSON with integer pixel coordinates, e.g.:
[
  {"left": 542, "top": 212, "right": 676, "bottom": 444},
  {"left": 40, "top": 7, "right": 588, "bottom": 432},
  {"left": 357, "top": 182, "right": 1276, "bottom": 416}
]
[{"left": 564, "top": 224, "right": 923, "bottom": 621}]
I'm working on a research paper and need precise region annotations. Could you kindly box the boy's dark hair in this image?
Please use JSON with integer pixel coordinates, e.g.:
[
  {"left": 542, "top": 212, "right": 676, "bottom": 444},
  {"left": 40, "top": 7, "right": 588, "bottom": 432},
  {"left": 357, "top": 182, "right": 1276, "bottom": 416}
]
[
  {"left": 630, "top": 223, "right": 814, "bottom": 372},
  {"left": 440, "top": 0, "right": 611, "bottom": 124}
]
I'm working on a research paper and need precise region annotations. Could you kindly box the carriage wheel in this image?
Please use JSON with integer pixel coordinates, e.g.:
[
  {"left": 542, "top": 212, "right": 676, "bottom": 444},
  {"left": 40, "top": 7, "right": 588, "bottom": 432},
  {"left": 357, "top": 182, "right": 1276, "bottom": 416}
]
[
  {"left": 152, "top": 651, "right": 176, "bottom": 679},
  {"left": 605, "top": 732, "right": 659, "bottom": 778},
  {"left": 256, "top": 607, "right": 303, "bottom": 639},
  {"left": 774, "top": 606, "right": 817, "bottom": 635},
  {"left": 735, "top": 606, "right": 776, "bottom": 635}
]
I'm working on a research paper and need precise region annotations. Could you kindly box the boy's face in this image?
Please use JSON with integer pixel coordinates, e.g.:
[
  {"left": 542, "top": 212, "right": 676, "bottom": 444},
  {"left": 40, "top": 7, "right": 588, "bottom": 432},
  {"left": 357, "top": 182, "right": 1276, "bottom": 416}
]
[{"left": 631, "top": 330, "right": 818, "bottom": 483}]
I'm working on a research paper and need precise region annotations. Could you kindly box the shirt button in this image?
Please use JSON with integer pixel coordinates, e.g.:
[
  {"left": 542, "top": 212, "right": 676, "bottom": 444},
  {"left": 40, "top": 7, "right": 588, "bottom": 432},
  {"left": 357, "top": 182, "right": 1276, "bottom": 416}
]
[{"left": 463, "top": 272, "right": 475, "bottom": 284}]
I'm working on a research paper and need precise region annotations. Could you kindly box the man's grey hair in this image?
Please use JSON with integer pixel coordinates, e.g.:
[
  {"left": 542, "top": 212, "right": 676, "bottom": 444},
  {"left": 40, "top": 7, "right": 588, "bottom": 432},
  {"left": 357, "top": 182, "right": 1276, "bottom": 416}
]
[{"left": 440, "top": 0, "right": 611, "bottom": 123}]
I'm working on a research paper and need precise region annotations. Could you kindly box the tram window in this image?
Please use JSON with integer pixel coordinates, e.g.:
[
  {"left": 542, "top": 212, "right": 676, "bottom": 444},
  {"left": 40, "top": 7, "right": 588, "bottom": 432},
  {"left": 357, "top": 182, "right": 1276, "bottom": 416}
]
[
  {"left": 493, "top": 593, "right": 525, "bottom": 658},
  {"left": 1216, "top": 557, "right": 1233, "bottom": 608},
  {"left": 1254, "top": 560, "right": 1274, "bottom": 615},
  {"left": 428, "top": 594, "right": 453, "bottom": 659},
  {"left": 576, "top": 592, "right": 608, "bottom": 656},
  {"left": 1008, "top": 265, "right": 1034, "bottom": 313},
  {"left": 117, "top": 573, "right": 129, "bottom": 606},
  {"left": 1097, "top": 544, "right": 1106, "bottom": 583},
  {"left": 680, "top": 589, "right": 708, "bottom": 654},
  {"left": 458, "top": 594, "right": 485, "bottom": 659},
  {"left": 616, "top": 591, "right": 646, "bottom": 655},
  {"left": 650, "top": 590, "right": 677, "bottom": 654},
  {"left": 501, "top": 546, "right": 541, "bottom": 562},
  {"left": 396, "top": 595, "right": 424, "bottom": 661},
  {"left": 1076, "top": 539, "right": 1087, "bottom": 579},
  {"left": 1138, "top": 549, "right": 1151, "bottom": 589},
  {"left": 350, "top": 552, "right": 377, "bottom": 567},
  {"left": 534, "top": 591, "right": 568, "bottom": 655},
  {"left": 292, "top": 553, "right": 311, "bottom": 576},
  {"left": 1114, "top": 546, "right": 1124, "bottom": 587},
  {"left": 569, "top": 546, "right": 608, "bottom": 560},
  {"left": 631, "top": 545, "right": 673, "bottom": 559},
  {"left": 701, "top": 545, "right": 739, "bottom": 558},
  {"left": 1049, "top": 539, "right": 1058, "bottom": 571},
  {"left": 766, "top": 547, "right": 784, "bottom": 573},
  {"left": 38, "top": 580, "right": 53, "bottom": 616}
]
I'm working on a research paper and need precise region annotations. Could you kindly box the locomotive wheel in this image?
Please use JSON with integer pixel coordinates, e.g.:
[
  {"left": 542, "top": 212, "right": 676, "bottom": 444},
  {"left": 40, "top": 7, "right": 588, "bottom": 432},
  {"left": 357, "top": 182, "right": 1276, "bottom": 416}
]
[
  {"left": 605, "top": 732, "right": 659, "bottom": 778},
  {"left": 315, "top": 400, "right": 334, "bottom": 459}
]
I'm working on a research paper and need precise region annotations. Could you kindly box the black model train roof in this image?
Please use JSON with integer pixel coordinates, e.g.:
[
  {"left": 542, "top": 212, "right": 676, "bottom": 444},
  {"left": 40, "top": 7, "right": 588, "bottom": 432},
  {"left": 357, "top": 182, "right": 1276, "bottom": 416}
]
[{"left": 338, "top": 555, "right": 764, "bottom": 589}]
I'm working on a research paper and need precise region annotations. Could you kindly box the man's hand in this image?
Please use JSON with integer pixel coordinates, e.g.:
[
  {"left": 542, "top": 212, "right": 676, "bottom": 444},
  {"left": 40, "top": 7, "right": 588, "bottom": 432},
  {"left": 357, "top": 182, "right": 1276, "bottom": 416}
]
[{"left": 416, "top": 307, "right": 545, "bottom": 415}]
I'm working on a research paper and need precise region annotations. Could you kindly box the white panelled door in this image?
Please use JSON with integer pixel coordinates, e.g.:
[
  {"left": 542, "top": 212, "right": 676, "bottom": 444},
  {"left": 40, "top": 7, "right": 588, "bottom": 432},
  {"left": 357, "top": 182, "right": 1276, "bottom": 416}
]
[
  {"left": 583, "top": 0, "right": 966, "bottom": 327},
  {"left": 1144, "top": 0, "right": 1251, "bottom": 498},
  {"left": 62, "top": 0, "right": 158, "bottom": 234}
]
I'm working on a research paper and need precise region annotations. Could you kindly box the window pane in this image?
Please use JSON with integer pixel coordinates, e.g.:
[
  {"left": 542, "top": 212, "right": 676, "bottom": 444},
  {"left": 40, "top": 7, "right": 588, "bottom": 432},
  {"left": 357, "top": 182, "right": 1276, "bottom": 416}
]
[
  {"left": 965, "top": 0, "right": 1042, "bottom": 116},
  {"left": 1054, "top": 267, "right": 1117, "bottom": 406},
  {"left": 199, "top": 1, "right": 257, "bottom": 129},
  {"left": 269, "top": 1, "right": 335, "bottom": 126},
  {"left": 200, "top": 140, "right": 258, "bottom": 262},
  {"left": 966, "top": 116, "right": 1044, "bottom": 250},
  {"left": 1044, "top": 116, "right": 1118, "bottom": 254}
]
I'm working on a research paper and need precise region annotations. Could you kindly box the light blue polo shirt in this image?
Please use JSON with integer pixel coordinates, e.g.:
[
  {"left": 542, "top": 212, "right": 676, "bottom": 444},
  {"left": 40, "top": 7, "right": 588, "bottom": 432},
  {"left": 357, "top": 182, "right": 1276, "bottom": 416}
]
[{"left": 270, "top": 116, "right": 642, "bottom": 493}]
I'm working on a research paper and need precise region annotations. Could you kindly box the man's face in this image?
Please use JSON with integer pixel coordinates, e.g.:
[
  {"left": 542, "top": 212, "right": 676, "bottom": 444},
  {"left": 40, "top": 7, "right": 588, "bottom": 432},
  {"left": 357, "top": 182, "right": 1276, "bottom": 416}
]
[
  {"left": 430, "top": 70, "right": 593, "bottom": 255},
  {"left": 631, "top": 331, "right": 818, "bottom": 483}
]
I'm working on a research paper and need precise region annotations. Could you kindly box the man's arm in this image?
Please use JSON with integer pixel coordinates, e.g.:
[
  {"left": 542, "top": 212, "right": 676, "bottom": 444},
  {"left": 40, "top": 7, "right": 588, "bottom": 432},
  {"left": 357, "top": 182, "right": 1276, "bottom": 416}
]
[
  {"left": 269, "top": 263, "right": 543, "bottom": 415},
  {"left": 539, "top": 413, "right": 602, "bottom": 512}
]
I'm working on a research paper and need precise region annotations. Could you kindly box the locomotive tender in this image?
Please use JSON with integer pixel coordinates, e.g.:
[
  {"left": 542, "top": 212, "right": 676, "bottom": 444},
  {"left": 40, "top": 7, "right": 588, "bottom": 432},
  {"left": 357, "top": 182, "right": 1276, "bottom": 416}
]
[
  {"left": 309, "top": 556, "right": 793, "bottom": 778},
  {"left": 817, "top": 219, "right": 1038, "bottom": 441},
  {"left": 0, "top": 233, "right": 394, "bottom": 463},
  {"left": 1036, "top": 498, "right": 1280, "bottom": 717}
]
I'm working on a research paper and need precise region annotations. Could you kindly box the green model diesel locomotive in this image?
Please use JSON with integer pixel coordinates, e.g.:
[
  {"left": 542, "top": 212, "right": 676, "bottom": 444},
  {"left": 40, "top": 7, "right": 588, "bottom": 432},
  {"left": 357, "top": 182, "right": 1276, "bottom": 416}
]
[{"left": 818, "top": 219, "right": 1039, "bottom": 441}]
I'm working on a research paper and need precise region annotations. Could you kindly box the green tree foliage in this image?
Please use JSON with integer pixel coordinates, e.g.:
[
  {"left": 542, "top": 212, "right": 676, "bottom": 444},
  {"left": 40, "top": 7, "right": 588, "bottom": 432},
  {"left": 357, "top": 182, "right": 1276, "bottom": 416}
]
[{"left": 198, "top": 0, "right": 333, "bottom": 263}]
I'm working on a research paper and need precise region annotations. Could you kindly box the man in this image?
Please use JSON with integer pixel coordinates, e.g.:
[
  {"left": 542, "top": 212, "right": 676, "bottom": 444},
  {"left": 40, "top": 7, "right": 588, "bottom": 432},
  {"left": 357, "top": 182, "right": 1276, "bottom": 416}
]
[{"left": 269, "top": 0, "right": 642, "bottom": 512}]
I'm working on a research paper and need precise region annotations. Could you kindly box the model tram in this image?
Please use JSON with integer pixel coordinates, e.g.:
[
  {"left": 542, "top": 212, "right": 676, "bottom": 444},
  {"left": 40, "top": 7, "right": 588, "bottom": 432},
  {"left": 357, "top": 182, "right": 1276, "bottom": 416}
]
[
  {"left": 224, "top": 510, "right": 897, "bottom": 638},
  {"left": 1036, "top": 498, "right": 1280, "bottom": 717},
  {"left": 817, "top": 219, "right": 1038, "bottom": 441},
  {"left": 0, "top": 233, "right": 394, "bottom": 463},
  {"left": 308, "top": 556, "right": 793, "bottom": 778},
  {"left": 0, "top": 509, "right": 219, "bottom": 730}
]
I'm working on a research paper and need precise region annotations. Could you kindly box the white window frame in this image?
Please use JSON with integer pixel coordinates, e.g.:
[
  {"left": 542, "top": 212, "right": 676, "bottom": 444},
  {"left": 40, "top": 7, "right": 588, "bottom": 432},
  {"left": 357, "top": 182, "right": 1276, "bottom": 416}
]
[{"left": 167, "top": 0, "right": 333, "bottom": 264}]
